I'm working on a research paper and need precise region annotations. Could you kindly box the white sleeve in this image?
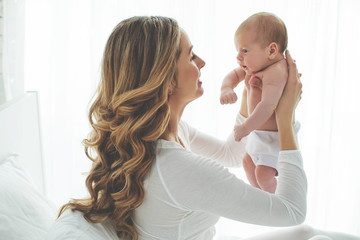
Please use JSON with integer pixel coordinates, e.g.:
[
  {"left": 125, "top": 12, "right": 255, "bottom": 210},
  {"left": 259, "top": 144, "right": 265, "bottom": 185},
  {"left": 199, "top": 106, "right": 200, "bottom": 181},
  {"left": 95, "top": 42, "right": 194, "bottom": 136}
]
[
  {"left": 158, "top": 149, "right": 307, "bottom": 226},
  {"left": 180, "top": 112, "right": 247, "bottom": 167}
]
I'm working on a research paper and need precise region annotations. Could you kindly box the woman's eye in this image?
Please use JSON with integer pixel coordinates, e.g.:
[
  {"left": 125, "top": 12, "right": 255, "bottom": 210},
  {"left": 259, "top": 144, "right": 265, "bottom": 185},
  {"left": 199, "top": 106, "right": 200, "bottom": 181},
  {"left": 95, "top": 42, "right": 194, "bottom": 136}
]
[{"left": 191, "top": 53, "right": 197, "bottom": 60}]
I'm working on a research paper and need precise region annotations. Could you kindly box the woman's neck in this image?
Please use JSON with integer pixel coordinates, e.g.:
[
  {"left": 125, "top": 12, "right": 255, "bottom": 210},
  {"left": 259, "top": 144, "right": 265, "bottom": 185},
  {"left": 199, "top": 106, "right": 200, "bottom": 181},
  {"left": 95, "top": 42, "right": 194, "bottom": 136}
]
[{"left": 160, "top": 97, "right": 186, "bottom": 145}]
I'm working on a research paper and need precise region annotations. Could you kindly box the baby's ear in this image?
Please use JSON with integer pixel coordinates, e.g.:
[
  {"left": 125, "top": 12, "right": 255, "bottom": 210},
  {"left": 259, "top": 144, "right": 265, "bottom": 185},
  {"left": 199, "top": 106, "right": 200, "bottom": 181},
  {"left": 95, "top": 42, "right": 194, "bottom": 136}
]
[{"left": 267, "top": 42, "right": 279, "bottom": 59}]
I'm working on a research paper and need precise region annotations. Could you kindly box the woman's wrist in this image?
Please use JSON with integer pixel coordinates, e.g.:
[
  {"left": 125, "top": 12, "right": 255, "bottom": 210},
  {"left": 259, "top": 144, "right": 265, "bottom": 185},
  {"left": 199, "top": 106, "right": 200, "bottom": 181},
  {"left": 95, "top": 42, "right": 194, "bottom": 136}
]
[{"left": 278, "top": 121, "right": 297, "bottom": 151}]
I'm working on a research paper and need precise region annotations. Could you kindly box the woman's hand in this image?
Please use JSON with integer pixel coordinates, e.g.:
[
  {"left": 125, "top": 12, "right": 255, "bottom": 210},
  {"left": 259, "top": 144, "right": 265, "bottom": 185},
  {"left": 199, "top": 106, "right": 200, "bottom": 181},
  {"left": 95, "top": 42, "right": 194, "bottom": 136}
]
[
  {"left": 276, "top": 50, "right": 302, "bottom": 150},
  {"left": 239, "top": 87, "right": 248, "bottom": 118}
]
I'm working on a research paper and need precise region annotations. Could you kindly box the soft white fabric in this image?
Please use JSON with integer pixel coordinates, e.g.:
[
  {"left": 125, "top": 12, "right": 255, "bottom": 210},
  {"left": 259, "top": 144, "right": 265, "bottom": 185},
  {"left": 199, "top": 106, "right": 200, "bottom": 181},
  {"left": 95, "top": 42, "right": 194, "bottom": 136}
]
[
  {"left": 133, "top": 114, "right": 306, "bottom": 240},
  {"left": 0, "top": 154, "right": 57, "bottom": 240},
  {"left": 246, "top": 121, "right": 301, "bottom": 171},
  {"left": 46, "top": 210, "right": 120, "bottom": 240},
  {"left": 246, "top": 129, "right": 281, "bottom": 170},
  {"left": 45, "top": 113, "right": 307, "bottom": 240},
  {"left": 242, "top": 224, "right": 360, "bottom": 240}
]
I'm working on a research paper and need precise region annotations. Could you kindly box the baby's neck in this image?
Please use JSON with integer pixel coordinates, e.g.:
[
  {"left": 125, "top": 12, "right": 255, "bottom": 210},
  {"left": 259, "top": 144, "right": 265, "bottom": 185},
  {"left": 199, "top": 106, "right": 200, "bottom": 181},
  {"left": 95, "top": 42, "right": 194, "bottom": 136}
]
[
  {"left": 255, "top": 54, "right": 285, "bottom": 73},
  {"left": 266, "top": 53, "right": 285, "bottom": 68},
  {"left": 271, "top": 53, "right": 285, "bottom": 63}
]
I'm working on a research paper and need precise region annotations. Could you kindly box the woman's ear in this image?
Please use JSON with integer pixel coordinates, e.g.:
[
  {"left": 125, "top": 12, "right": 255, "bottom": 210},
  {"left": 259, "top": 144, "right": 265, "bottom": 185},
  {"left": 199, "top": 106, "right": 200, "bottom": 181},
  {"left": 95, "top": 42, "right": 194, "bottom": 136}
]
[
  {"left": 168, "top": 79, "right": 176, "bottom": 96},
  {"left": 267, "top": 42, "right": 279, "bottom": 59}
]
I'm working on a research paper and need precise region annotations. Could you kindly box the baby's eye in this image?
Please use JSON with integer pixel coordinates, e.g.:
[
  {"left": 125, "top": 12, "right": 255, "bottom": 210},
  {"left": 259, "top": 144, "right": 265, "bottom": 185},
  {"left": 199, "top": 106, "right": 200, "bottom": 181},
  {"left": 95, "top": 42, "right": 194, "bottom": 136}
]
[{"left": 241, "top": 49, "right": 248, "bottom": 54}]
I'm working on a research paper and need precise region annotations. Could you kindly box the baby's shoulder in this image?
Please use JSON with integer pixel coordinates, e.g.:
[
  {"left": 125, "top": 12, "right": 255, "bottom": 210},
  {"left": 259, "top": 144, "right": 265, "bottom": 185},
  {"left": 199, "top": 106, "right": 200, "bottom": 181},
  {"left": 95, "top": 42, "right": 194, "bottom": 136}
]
[
  {"left": 262, "top": 59, "right": 288, "bottom": 82},
  {"left": 267, "top": 58, "right": 287, "bottom": 73}
]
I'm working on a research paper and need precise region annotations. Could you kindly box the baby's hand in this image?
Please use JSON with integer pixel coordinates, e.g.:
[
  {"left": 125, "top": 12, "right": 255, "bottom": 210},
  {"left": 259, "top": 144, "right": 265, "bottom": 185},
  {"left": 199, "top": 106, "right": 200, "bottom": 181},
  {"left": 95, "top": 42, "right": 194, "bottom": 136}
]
[
  {"left": 220, "top": 88, "right": 238, "bottom": 104},
  {"left": 234, "top": 124, "right": 250, "bottom": 142}
]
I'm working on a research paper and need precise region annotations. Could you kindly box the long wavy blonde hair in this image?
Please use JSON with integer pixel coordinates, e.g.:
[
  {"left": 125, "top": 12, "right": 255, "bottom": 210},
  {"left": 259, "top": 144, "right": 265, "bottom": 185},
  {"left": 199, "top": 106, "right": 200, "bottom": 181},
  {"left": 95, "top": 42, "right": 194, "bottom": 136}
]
[{"left": 59, "top": 16, "right": 181, "bottom": 239}]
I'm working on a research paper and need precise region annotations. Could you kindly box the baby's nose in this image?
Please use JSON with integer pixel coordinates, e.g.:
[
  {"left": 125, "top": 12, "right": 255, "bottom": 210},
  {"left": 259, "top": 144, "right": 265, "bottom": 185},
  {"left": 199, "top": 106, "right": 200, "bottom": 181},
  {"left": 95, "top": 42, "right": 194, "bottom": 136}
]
[{"left": 236, "top": 53, "right": 243, "bottom": 61}]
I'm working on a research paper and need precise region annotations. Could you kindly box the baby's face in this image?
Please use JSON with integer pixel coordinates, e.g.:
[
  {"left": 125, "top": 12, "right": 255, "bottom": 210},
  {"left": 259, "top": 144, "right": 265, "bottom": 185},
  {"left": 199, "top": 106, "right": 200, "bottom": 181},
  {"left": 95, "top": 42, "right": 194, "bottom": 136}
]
[{"left": 234, "top": 30, "right": 270, "bottom": 74}]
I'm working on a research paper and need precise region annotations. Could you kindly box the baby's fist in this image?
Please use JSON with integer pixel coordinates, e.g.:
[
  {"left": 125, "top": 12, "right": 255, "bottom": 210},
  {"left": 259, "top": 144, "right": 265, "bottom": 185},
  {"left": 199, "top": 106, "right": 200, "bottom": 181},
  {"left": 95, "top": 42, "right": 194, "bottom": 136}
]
[{"left": 220, "top": 89, "right": 238, "bottom": 105}]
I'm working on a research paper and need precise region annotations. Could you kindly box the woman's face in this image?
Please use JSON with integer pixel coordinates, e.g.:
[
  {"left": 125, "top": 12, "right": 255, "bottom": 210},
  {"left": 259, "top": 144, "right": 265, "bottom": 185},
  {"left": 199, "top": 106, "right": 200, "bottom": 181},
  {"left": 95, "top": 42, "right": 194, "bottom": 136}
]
[{"left": 172, "top": 30, "right": 205, "bottom": 103}]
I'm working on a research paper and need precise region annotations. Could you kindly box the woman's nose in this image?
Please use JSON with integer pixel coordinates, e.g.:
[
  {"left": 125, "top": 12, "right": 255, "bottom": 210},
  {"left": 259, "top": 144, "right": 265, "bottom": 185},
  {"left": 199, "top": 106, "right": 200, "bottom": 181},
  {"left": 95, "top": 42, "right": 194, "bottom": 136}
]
[{"left": 197, "top": 57, "right": 205, "bottom": 69}]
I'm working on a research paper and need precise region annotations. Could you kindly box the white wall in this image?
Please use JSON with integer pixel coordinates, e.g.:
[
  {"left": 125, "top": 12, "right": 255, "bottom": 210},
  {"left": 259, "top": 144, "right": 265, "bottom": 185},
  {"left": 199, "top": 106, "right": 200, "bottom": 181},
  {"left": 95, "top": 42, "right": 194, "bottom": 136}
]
[
  {"left": 0, "top": 0, "right": 5, "bottom": 104},
  {"left": 2, "top": 0, "right": 25, "bottom": 102}
]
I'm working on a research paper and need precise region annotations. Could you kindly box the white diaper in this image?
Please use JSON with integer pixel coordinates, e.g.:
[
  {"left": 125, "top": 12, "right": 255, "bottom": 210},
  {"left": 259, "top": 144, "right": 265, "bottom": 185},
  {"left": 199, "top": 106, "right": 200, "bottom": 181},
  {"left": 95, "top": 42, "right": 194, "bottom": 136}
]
[{"left": 245, "top": 121, "right": 301, "bottom": 173}]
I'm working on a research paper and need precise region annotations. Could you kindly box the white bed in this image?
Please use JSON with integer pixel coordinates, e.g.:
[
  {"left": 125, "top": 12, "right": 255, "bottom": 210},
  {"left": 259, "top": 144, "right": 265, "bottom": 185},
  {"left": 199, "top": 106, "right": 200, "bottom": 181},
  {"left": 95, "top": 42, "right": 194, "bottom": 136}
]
[
  {"left": 0, "top": 92, "right": 118, "bottom": 240},
  {"left": 0, "top": 92, "right": 57, "bottom": 239},
  {"left": 0, "top": 92, "right": 45, "bottom": 194}
]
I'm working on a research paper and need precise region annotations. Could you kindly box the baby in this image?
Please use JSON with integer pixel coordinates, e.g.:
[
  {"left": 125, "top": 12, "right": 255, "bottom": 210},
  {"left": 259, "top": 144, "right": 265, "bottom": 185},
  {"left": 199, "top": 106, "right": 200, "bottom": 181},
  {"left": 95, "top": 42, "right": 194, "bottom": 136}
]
[{"left": 220, "top": 12, "right": 299, "bottom": 193}]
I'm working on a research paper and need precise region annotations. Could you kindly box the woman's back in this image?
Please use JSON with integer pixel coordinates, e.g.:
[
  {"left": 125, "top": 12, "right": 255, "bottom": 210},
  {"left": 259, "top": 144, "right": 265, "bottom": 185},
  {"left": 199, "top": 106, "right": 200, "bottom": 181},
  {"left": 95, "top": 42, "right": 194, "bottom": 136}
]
[{"left": 133, "top": 138, "right": 218, "bottom": 239}]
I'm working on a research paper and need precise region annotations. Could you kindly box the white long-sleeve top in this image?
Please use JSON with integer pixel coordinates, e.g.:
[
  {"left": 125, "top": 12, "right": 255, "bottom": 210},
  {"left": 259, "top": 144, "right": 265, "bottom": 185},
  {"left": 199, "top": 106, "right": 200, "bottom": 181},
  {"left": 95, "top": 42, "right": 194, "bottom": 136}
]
[{"left": 46, "top": 113, "right": 307, "bottom": 240}]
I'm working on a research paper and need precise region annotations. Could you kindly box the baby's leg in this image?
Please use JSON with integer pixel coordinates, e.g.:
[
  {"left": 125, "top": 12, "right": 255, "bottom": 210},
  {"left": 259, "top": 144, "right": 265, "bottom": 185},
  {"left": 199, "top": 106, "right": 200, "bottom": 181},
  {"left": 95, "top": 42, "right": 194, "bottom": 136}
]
[
  {"left": 242, "top": 153, "right": 260, "bottom": 189},
  {"left": 255, "top": 165, "right": 277, "bottom": 193}
]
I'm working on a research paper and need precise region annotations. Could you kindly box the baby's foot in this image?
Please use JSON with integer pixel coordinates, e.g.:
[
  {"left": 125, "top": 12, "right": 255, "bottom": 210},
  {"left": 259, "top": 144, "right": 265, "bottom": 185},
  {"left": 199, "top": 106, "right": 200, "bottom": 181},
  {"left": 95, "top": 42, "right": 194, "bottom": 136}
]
[{"left": 234, "top": 124, "right": 250, "bottom": 142}]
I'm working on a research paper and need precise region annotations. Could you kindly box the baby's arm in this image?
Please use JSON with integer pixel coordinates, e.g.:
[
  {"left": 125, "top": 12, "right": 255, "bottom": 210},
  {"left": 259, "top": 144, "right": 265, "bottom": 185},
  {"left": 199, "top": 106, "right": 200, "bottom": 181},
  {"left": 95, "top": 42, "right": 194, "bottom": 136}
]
[
  {"left": 234, "top": 65, "right": 288, "bottom": 141},
  {"left": 220, "top": 67, "right": 246, "bottom": 104}
]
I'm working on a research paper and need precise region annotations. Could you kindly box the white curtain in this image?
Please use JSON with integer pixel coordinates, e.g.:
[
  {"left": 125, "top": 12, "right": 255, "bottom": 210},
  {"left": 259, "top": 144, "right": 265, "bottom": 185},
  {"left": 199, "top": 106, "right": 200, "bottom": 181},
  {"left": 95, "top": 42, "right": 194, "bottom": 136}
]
[{"left": 6, "top": 0, "right": 359, "bottom": 237}]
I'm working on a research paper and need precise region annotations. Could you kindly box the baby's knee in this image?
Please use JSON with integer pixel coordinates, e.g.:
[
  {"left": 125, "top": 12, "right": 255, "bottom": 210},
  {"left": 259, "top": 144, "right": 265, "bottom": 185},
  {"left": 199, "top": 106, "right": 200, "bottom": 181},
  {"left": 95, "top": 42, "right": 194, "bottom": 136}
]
[{"left": 255, "top": 165, "right": 277, "bottom": 183}]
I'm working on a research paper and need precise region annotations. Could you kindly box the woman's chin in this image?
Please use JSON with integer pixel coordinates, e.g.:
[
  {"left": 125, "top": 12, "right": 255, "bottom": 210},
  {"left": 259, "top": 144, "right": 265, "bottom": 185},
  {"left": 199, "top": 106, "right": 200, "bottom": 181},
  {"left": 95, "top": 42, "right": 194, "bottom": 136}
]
[
  {"left": 197, "top": 80, "right": 204, "bottom": 95},
  {"left": 197, "top": 87, "right": 204, "bottom": 97}
]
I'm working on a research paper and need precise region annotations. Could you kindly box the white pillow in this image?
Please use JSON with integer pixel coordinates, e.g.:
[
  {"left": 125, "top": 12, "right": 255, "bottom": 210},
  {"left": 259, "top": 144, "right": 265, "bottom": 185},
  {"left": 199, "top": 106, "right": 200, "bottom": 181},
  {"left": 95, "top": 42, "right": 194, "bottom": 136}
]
[{"left": 0, "top": 154, "right": 57, "bottom": 240}]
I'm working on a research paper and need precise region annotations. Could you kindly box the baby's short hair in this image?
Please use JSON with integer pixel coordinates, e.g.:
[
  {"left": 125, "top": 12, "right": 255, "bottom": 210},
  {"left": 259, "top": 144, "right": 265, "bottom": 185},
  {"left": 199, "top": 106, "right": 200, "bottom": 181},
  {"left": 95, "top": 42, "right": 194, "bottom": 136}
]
[{"left": 236, "top": 12, "right": 288, "bottom": 53}]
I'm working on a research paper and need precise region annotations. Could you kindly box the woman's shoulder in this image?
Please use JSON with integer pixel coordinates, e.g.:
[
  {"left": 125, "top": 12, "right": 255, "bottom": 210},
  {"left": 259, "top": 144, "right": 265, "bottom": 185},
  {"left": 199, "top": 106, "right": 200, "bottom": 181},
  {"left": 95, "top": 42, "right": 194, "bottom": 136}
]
[
  {"left": 45, "top": 210, "right": 119, "bottom": 240},
  {"left": 156, "top": 138, "right": 226, "bottom": 176},
  {"left": 179, "top": 120, "right": 192, "bottom": 139}
]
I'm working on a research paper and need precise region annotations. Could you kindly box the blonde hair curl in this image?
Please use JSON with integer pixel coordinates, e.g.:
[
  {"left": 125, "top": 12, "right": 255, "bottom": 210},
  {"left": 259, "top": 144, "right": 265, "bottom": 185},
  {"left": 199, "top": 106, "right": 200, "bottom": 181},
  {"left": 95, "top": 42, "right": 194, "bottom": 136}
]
[{"left": 59, "top": 16, "right": 181, "bottom": 239}]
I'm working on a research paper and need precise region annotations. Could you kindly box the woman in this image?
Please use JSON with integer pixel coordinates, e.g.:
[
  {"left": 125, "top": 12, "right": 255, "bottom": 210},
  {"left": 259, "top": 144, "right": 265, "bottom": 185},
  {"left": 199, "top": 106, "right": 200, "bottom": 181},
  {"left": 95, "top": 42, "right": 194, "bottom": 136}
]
[{"left": 46, "top": 16, "right": 357, "bottom": 240}]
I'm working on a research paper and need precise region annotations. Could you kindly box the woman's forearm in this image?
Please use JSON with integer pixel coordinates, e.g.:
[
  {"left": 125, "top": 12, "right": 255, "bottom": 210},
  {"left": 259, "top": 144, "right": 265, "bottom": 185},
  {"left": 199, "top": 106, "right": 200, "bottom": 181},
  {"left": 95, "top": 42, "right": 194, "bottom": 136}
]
[
  {"left": 275, "top": 51, "right": 302, "bottom": 151},
  {"left": 278, "top": 120, "right": 297, "bottom": 150},
  {"left": 240, "top": 88, "right": 248, "bottom": 118}
]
